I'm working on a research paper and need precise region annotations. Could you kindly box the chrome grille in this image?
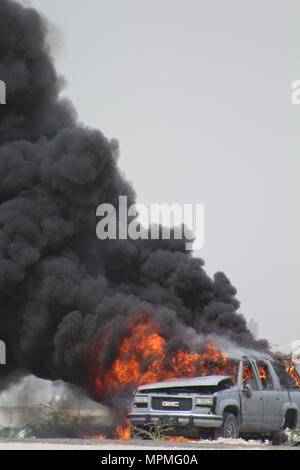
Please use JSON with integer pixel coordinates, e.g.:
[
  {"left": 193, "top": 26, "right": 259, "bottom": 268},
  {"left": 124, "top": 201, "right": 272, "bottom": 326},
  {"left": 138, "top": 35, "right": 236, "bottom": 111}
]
[{"left": 151, "top": 396, "right": 192, "bottom": 411}]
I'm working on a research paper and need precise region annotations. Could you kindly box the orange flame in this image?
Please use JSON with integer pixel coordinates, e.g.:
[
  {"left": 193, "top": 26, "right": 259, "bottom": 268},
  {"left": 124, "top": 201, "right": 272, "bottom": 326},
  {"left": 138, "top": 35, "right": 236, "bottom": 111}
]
[
  {"left": 258, "top": 366, "right": 267, "bottom": 380},
  {"left": 162, "top": 436, "right": 191, "bottom": 442},
  {"left": 285, "top": 359, "right": 300, "bottom": 388},
  {"left": 87, "top": 312, "right": 240, "bottom": 440},
  {"left": 115, "top": 421, "right": 131, "bottom": 441},
  {"left": 86, "top": 319, "right": 300, "bottom": 440},
  {"left": 88, "top": 313, "right": 237, "bottom": 403}
]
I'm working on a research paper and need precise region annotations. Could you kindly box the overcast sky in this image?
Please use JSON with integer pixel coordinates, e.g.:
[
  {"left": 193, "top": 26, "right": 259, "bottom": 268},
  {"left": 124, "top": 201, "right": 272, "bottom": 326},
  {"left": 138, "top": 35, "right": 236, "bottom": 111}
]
[{"left": 18, "top": 0, "right": 300, "bottom": 350}]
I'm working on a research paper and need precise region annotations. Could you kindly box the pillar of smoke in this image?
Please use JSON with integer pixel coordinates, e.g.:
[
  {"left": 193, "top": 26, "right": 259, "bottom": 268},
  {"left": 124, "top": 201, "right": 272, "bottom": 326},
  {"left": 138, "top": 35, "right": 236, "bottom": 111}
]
[{"left": 0, "top": 0, "right": 268, "bottom": 404}]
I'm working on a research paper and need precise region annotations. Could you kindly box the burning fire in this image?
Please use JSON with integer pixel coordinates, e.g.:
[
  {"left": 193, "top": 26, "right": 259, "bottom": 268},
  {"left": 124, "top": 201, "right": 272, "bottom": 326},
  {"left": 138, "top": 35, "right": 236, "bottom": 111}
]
[
  {"left": 162, "top": 436, "right": 192, "bottom": 442},
  {"left": 87, "top": 312, "right": 238, "bottom": 440},
  {"left": 116, "top": 422, "right": 131, "bottom": 441},
  {"left": 87, "top": 313, "right": 300, "bottom": 440},
  {"left": 88, "top": 313, "right": 237, "bottom": 403},
  {"left": 258, "top": 366, "right": 267, "bottom": 379},
  {"left": 285, "top": 359, "right": 300, "bottom": 388}
]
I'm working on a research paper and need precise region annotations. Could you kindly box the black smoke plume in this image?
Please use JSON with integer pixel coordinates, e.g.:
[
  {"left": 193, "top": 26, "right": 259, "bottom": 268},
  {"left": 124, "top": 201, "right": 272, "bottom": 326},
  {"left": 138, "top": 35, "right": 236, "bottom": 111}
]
[{"left": 0, "top": 0, "right": 268, "bottom": 401}]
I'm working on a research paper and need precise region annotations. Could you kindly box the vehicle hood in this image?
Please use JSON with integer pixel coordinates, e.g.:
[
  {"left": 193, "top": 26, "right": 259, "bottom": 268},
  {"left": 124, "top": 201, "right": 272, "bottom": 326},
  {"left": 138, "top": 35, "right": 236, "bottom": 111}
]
[{"left": 137, "top": 375, "right": 232, "bottom": 392}]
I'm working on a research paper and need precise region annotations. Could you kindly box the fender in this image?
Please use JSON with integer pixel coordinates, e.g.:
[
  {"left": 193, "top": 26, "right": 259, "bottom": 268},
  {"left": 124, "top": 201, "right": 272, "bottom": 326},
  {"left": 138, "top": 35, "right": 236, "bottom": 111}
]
[{"left": 216, "top": 395, "right": 241, "bottom": 421}]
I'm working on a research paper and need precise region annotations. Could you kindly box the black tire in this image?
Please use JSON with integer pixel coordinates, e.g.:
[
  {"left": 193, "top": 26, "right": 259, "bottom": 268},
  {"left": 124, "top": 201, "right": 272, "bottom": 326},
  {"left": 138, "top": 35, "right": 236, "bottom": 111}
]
[
  {"left": 214, "top": 412, "right": 239, "bottom": 439},
  {"left": 271, "top": 430, "right": 285, "bottom": 446}
]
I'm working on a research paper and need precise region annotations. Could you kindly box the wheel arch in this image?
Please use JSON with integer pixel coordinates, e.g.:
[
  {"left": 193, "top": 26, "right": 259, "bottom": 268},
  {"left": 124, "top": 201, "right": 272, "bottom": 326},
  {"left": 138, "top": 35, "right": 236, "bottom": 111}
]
[{"left": 219, "top": 399, "right": 241, "bottom": 423}]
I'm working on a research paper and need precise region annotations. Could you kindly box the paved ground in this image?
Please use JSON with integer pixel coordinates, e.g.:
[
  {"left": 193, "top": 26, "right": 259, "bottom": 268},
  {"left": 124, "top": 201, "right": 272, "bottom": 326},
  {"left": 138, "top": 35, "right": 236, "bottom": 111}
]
[{"left": 0, "top": 437, "right": 299, "bottom": 450}]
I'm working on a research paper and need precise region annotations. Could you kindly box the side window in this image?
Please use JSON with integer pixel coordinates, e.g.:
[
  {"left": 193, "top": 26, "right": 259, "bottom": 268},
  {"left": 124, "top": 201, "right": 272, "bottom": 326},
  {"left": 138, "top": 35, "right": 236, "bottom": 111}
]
[
  {"left": 258, "top": 364, "right": 274, "bottom": 390},
  {"left": 242, "top": 363, "right": 259, "bottom": 391}
]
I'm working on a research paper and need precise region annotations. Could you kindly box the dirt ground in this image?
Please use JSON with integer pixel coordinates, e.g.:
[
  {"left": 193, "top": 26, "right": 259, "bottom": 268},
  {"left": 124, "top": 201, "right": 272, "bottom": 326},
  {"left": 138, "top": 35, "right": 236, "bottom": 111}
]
[{"left": 0, "top": 437, "right": 299, "bottom": 450}]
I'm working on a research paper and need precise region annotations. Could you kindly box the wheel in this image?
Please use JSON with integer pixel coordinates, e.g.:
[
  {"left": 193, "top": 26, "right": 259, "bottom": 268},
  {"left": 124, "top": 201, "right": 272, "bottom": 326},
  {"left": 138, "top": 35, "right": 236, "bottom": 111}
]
[
  {"left": 214, "top": 412, "right": 239, "bottom": 439},
  {"left": 271, "top": 430, "right": 285, "bottom": 446}
]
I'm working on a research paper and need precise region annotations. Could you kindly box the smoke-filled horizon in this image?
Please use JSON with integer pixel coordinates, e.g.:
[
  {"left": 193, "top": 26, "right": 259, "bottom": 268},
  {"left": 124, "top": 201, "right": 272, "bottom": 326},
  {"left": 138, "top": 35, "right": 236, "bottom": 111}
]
[{"left": 0, "top": 0, "right": 268, "bottom": 401}]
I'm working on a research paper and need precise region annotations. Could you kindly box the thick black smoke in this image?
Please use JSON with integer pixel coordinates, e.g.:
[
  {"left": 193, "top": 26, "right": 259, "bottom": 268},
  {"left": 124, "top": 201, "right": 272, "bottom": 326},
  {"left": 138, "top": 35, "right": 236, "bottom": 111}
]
[{"left": 0, "top": 0, "right": 268, "bottom": 399}]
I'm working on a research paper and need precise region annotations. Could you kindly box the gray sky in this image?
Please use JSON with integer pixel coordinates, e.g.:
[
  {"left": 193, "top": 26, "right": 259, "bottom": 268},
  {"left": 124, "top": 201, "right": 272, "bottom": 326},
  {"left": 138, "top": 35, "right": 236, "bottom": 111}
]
[{"left": 19, "top": 0, "right": 300, "bottom": 350}]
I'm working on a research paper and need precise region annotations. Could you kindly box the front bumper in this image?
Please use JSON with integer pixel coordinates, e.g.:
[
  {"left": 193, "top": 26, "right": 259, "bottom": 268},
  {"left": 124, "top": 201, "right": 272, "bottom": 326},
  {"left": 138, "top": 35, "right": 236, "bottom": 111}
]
[{"left": 128, "top": 412, "right": 223, "bottom": 429}]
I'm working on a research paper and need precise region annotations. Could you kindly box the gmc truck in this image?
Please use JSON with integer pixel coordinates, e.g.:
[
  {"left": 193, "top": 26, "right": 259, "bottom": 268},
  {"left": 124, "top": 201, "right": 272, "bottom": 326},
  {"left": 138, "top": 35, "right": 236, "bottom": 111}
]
[{"left": 128, "top": 356, "right": 300, "bottom": 443}]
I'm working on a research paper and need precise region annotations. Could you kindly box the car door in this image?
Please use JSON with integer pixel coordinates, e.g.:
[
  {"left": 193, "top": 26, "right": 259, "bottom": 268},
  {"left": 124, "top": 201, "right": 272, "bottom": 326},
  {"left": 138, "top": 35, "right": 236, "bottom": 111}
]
[
  {"left": 239, "top": 360, "right": 265, "bottom": 432},
  {"left": 257, "top": 362, "right": 285, "bottom": 431}
]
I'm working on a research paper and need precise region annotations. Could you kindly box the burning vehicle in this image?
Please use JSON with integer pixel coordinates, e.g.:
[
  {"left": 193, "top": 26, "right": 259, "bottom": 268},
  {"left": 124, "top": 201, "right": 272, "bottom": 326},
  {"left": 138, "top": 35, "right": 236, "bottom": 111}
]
[
  {"left": 0, "top": 0, "right": 298, "bottom": 444},
  {"left": 129, "top": 357, "right": 300, "bottom": 443}
]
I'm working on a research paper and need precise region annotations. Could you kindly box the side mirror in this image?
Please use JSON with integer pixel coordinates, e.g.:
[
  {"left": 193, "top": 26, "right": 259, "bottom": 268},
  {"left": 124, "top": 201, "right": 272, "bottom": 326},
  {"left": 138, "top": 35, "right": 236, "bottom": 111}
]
[{"left": 242, "top": 382, "right": 253, "bottom": 398}]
